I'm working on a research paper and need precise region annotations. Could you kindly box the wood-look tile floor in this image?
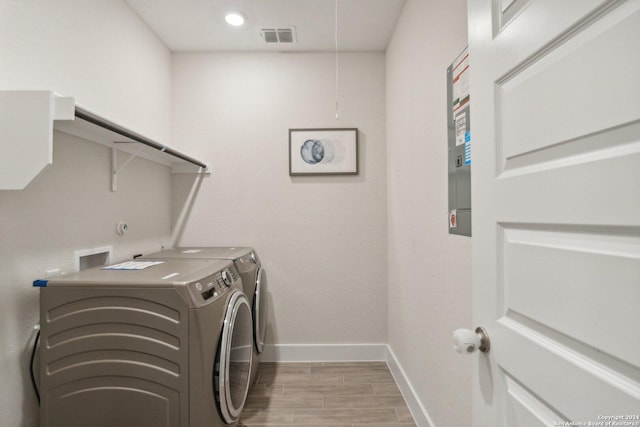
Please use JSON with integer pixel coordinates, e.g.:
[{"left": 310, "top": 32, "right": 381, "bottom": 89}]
[{"left": 239, "top": 362, "right": 417, "bottom": 427}]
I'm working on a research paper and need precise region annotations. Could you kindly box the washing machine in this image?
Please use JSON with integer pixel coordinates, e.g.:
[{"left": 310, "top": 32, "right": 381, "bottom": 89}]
[
  {"left": 140, "top": 247, "right": 267, "bottom": 387},
  {"left": 36, "top": 258, "right": 253, "bottom": 427}
]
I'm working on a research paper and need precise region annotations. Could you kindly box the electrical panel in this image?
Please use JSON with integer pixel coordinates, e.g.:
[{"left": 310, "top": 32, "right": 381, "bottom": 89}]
[{"left": 447, "top": 47, "right": 471, "bottom": 237}]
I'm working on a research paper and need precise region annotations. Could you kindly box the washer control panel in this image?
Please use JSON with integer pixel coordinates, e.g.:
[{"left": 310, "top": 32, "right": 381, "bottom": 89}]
[
  {"left": 235, "top": 251, "right": 259, "bottom": 275},
  {"left": 194, "top": 276, "right": 220, "bottom": 301},
  {"left": 192, "top": 265, "right": 241, "bottom": 302},
  {"left": 221, "top": 270, "right": 232, "bottom": 286},
  {"left": 193, "top": 275, "right": 225, "bottom": 302}
]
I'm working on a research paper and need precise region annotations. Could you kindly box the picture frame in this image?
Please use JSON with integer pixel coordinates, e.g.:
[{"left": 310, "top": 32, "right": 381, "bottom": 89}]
[{"left": 289, "top": 128, "right": 358, "bottom": 176}]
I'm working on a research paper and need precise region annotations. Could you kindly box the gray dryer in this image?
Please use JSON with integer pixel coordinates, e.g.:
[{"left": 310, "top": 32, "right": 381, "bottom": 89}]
[
  {"left": 36, "top": 258, "right": 253, "bottom": 427},
  {"left": 140, "top": 247, "right": 268, "bottom": 387}
]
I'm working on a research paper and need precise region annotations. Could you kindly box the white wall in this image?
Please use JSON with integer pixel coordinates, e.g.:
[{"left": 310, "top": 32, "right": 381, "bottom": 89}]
[
  {"left": 0, "top": 0, "right": 172, "bottom": 142},
  {"left": 386, "top": 0, "right": 472, "bottom": 426},
  {"left": 171, "top": 52, "right": 388, "bottom": 348},
  {"left": 0, "top": 1, "right": 174, "bottom": 426}
]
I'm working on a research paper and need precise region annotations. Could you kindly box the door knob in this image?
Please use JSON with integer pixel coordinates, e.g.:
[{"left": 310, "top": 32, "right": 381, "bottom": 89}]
[{"left": 453, "top": 327, "right": 490, "bottom": 354}]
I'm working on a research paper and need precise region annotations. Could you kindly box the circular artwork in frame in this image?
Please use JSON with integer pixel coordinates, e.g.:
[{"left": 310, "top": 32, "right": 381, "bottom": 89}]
[{"left": 288, "top": 128, "right": 358, "bottom": 176}]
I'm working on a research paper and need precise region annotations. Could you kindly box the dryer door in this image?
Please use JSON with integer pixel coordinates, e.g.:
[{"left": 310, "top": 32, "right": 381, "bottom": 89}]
[
  {"left": 217, "top": 291, "right": 253, "bottom": 424},
  {"left": 254, "top": 267, "right": 268, "bottom": 354}
]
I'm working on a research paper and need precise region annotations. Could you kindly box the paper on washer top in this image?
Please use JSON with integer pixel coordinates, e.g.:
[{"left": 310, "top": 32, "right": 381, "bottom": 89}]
[{"left": 102, "top": 261, "right": 165, "bottom": 270}]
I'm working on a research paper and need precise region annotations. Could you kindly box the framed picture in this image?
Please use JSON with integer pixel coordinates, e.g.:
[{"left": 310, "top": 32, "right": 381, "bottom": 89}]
[{"left": 289, "top": 128, "right": 358, "bottom": 176}]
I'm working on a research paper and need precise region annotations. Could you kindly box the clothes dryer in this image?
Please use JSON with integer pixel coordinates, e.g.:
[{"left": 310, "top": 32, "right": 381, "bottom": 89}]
[
  {"left": 36, "top": 258, "right": 253, "bottom": 427},
  {"left": 140, "top": 247, "right": 267, "bottom": 387}
]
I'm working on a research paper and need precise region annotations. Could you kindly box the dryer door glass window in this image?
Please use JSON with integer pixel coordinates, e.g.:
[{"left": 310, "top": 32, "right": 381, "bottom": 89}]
[
  {"left": 217, "top": 291, "right": 253, "bottom": 423},
  {"left": 254, "top": 267, "right": 268, "bottom": 354}
]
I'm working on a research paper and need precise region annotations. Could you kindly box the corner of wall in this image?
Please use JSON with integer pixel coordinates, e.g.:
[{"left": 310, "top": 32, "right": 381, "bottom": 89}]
[{"left": 385, "top": 0, "right": 471, "bottom": 426}]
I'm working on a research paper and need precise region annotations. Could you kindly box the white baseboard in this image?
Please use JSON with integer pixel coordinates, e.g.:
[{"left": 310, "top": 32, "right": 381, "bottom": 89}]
[
  {"left": 385, "top": 346, "right": 435, "bottom": 427},
  {"left": 260, "top": 343, "right": 434, "bottom": 427},
  {"left": 261, "top": 343, "right": 388, "bottom": 362}
]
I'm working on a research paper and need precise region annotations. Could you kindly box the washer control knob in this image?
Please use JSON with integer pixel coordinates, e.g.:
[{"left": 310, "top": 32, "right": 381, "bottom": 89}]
[{"left": 221, "top": 270, "right": 232, "bottom": 286}]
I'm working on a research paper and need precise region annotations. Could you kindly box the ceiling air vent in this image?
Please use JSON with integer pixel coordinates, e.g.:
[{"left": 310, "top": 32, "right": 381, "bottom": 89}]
[{"left": 260, "top": 27, "right": 297, "bottom": 44}]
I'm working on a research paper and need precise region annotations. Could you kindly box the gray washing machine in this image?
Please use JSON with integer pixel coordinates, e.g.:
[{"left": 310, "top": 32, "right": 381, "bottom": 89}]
[
  {"left": 140, "top": 247, "right": 267, "bottom": 387},
  {"left": 36, "top": 258, "right": 253, "bottom": 427}
]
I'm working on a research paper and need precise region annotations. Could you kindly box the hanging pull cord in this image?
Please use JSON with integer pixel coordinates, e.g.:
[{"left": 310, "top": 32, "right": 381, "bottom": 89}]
[{"left": 335, "top": 0, "right": 340, "bottom": 120}]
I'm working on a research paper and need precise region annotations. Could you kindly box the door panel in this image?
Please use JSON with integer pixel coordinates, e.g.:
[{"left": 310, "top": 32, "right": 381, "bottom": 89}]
[
  {"left": 494, "top": 0, "right": 528, "bottom": 36},
  {"left": 498, "top": 9, "right": 640, "bottom": 169},
  {"left": 501, "top": 226, "right": 640, "bottom": 366},
  {"left": 504, "top": 373, "right": 561, "bottom": 426},
  {"left": 497, "top": 317, "right": 640, "bottom": 421},
  {"left": 469, "top": 0, "right": 640, "bottom": 425}
]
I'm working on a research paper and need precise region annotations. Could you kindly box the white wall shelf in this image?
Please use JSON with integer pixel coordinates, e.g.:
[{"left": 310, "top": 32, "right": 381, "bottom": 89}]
[{"left": 0, "top": 90, "right": 208, "bottom": 191}]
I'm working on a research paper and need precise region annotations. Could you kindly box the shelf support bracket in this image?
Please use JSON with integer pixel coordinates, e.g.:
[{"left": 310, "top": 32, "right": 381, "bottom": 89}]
[{"left": 111, "top": 146, "right": 144, "bottom": 192}]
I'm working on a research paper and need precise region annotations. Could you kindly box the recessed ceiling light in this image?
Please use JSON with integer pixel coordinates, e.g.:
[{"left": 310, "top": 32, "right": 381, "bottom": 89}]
[{"left": 225, "top": 12, "right": 246, "bottom": 26}]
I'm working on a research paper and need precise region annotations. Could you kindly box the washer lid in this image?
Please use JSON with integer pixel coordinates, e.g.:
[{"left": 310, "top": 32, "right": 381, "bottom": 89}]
[{"left": 45, "top": 258, "right": 233, "bottom": 287}]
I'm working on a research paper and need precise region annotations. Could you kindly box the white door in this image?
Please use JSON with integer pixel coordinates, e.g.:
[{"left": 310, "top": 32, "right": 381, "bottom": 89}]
[{"left": 468, "top": 0, "right": 640, "bottom": 425}]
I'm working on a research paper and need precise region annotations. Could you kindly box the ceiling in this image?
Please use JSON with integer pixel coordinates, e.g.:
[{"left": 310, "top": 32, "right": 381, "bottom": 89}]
[{"left": 126, "top": 0, "right": 406, "bottom": 52}]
